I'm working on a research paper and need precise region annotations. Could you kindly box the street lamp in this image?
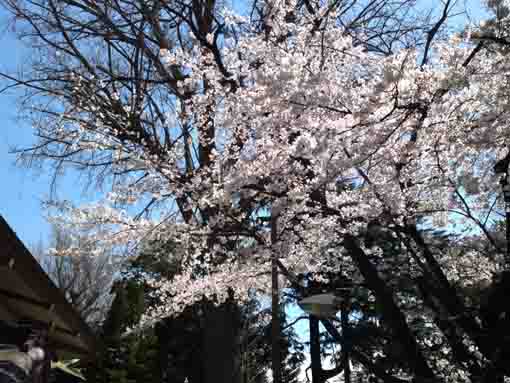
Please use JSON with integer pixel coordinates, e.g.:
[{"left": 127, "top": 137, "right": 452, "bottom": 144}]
[
  {"left": 299, "top": 292, "right": 352, "bottom": 383},
  {"left": 298, "top": 293, "right": 342, "bottom": 318}
]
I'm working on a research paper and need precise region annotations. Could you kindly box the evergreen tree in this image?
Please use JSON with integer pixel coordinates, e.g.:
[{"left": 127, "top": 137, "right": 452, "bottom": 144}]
[{"left": 85, "top": 280, "right": 159, "bottom": 383}]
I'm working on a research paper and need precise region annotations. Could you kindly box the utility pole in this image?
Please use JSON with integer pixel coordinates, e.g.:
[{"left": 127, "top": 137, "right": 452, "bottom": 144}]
[{"left": 271, "top": 211, "right": 281, "bottom": 383}]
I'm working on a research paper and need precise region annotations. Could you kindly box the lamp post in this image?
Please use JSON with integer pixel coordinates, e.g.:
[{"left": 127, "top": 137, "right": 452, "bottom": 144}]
[{"left": 299, "top": 292, "right": 351, "bottom": 383}]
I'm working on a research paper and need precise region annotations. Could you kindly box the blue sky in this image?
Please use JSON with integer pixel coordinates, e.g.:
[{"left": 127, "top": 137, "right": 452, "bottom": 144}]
[
  {"left": 0, "top": 8, "right": 87, "bottom": 247},
  {"left": 0, "top": 10, "right": 50, "bottom": 246}
]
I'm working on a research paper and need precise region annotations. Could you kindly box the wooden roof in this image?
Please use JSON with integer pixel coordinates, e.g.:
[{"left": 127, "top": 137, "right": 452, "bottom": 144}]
[{"left": 0, "top": 215, "right": 97, "bottom": 358}]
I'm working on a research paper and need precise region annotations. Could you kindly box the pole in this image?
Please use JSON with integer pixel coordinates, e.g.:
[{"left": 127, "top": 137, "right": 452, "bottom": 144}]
[
  {"left": 341, "top": 300, "right": 351, "bottom": 383},
  {"left": 506, "top": 205, "right": 510, "bottom": 270},
  {"left": 500, "top": 174, "right": 510, "bottom": 269},
  {"left": 506, "top": 185, "right": 510, "bottom": 272},
  {"left": 271, "top": 212, "right": 281, "bottom": 383},
  {"left": 309, "top": 315, "right": 322, "bottom": 383}
]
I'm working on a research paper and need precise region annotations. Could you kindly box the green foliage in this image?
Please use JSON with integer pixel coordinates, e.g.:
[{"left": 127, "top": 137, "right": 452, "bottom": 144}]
[
  {"left": 128, "top": 239, "right": 181, "bottom": 280},
  {"left": 85, "top": 279, "right": 160, "bottom": 383},
  {"left": 101, "top": 280, "right": 144, "bottom": 345}
]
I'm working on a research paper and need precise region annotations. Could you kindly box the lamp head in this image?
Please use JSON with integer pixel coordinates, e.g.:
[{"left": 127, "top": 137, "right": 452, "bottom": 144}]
[{"left": 298, "top": 293, "right": 342, "bottom": 318}]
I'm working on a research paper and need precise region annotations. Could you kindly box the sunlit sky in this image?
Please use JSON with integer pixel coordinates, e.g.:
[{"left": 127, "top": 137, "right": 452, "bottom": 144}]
[
  {"left": 0, "top": 7, "right": 103, "bottom": 246},
  {"left": 0, "top": 8, "right": 53, "bottom": 246}
]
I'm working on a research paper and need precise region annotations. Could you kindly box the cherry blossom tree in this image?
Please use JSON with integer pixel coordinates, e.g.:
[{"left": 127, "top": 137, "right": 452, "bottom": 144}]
[{"left": 5, "top": 0, "right": 510, "bottom": 381}]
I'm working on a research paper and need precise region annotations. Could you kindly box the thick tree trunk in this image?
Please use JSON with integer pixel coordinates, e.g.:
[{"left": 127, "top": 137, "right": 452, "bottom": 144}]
[
  {"left": 202, "top": 301, "right": 240, "bottom": 383},
  {"left": 343, "top": 235, "right": 436, "bottom": 381},
  {"left": 155, "top": 322, "right": 174, "bottom": 383}
]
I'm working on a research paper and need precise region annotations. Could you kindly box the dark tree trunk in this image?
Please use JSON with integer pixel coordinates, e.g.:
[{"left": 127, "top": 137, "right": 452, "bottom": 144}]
[
  {"left": 343, "top": 235, "right": 435, "bottom": 380},
  {"left": 202, "top": 301, "right": 240, "bottom": 383}
]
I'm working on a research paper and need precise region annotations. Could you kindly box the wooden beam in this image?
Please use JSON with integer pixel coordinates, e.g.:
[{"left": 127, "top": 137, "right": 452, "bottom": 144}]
[
  {"left": 0, "top": 216, "right": 98, "bottom": 355},
  {"left": 0, "top": 288, "right": 52, "bottom": 311}
]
